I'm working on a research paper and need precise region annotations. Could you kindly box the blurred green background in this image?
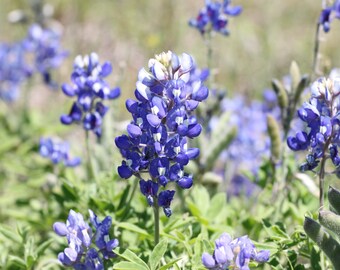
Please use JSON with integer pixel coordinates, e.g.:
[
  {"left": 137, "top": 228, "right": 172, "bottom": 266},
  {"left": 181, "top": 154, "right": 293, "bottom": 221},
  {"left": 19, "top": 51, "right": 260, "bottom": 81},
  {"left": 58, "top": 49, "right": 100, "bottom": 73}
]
[{"left": 1, "top": 0, "right": 338, "bottom": 121}]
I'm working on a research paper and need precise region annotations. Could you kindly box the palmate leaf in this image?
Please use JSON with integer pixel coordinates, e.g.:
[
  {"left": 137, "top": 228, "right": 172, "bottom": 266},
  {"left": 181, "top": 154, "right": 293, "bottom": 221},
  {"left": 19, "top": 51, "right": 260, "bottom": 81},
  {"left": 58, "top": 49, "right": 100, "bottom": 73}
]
[{"left": 149, "top": 239, "right": 167, "bottom": 270}]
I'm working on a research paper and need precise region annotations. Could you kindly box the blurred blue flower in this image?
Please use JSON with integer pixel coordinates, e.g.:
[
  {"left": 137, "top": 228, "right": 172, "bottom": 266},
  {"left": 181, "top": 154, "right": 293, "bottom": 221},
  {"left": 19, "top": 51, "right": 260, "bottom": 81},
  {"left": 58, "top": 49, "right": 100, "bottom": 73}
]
[
  {"left": 60, "top": 53, "right": 120, "bottom": 137},
  {"left": 319, "top": 0, "right": 340, "bottom": 32},
  {"left": 287, "top": 77, "right": 340, "bottom": 172},
  {"left": 209, "top": 90, "right": 280, "bottom": 196},
  {"left": 24, "top": 23, "right": 67, "bottom": 88},
  {"left": 202, "top": 233, "right": 270, "bottom": 269},
  {"left": 189, "top": 0, "right": 242, "bottom": 36},
  {"left": 39, "top": 137, "right": 81, "bottom": 167},
  {"left": 115, "top": 51, "right": 208, "bottom": 217},
  {"left": 53, "top": 209, "right": 119, "bottom": 269},
  {"left": 0, "top": 42, "right": 32, "bottom": 102}
]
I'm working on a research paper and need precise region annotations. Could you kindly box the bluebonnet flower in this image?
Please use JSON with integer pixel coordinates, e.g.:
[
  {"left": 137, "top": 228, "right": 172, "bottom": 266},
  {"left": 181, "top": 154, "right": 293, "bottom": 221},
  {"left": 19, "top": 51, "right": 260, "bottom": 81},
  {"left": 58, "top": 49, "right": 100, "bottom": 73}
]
[
  {"left": 24, "top": 23, "right": 67, "bottom": 88},
  {"left": 0, "top": 42, "right": 32, "bottom": 102},
  {"left": 202, "top": 233, "right": 270, "bottom": 270},
  {"left": 189, "top": 0, "right": 242, "bottom": 36},
  {"left": 115, "top": 51, "right": 208, "bottom": 217},
  {"left": 39, "top": 137, "right": 81, "bottom": 167},
  {"left": 287, "top": 77, "right": 340, "bottom": 172},
  {"left": 53, "top": 209, "right": 119, "bottom": 269},
  {"left": 60, "top": 53, "right": 120, "bottom": 138},
  {"left": 319, "top": 0, "right": 340, "bottom": 32}
]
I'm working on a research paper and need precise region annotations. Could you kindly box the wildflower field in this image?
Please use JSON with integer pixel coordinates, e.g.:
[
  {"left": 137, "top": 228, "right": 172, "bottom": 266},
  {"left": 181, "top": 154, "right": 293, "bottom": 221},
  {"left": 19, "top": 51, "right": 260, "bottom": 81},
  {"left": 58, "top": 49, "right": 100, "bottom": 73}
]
[{"left": 2, "top": 0, "right": 340, "bottom": 269}]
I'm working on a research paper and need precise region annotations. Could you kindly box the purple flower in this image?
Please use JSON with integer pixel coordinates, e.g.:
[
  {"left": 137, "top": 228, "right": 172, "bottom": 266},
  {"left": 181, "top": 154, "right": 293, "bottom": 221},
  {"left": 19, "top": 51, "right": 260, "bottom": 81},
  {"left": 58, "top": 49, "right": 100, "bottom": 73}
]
[
  {"left": 115, "top": 51, "right": 208, "bottom": 217},
  {"left": 202, "top": 233, "right": 270, "bottom": 269},
  {"left": 24, "top": 24, "right": 67, "bottom": 88},
  {"left": 287, "top": 78, "right": 340, "bottom": 172},
  {"left": 54, "top": 210, "right": 119, "bottom": 269},
  {"left": 89, "top": 210, "right": 119, "bottom": 260},
  {"left": 0, "top": 42, "right": 32, "bottom": 102},
  {"left": 319, "top": 0, "right": 340, "bottom": 33},
  {"left": 39, "top": 137, "right": 81, "bottom": 167},
  {"left": 60, "top": 53, "right": 120, "bottom": 137},
  {"left": 189, "top": 0, "right": 242, "bottom": 36}
]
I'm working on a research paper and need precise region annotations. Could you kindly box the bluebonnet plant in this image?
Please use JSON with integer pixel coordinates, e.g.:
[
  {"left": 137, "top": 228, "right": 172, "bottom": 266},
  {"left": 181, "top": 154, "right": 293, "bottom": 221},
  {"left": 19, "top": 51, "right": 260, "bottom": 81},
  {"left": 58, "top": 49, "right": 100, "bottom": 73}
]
[
  {"left": 24, "top": 23, "right": 67, "bottom": 88},
  {"left": 0, "top": 42, "right": 32, "bottom": 102},
  {"left": 202, "top": 233, "right": 270, "bottom": 269},
  {"left": 287, "top": 77, "right": 340, "bottom": 172},
  {"left": 39, "top": 137, "right": 81, "bottom": 167},
  {"left": 319, "top": 0, "right": 340, "bottom": 32},
  {"left": 60, "top": 53, "right": 120, "bottom": 138},
  {"left": 189, "top": 0, "right": 242, "bottom": 36},
  {"left": 53, "top": 209, "right": 119, "bottom": 269},
  {"left": 115, "top": 51, "right": 209, "bottom": 217}
]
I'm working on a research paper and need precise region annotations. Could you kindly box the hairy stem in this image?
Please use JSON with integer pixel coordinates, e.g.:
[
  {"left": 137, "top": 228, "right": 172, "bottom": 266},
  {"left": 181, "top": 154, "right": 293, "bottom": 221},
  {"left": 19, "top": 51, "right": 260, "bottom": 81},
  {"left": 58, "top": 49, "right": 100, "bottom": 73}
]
[
  {"left": 153, "top": 197, "right": 160, "bottom": 245},
  {"left": 85, "top": 130, "right": 95, "bottom": 181}
]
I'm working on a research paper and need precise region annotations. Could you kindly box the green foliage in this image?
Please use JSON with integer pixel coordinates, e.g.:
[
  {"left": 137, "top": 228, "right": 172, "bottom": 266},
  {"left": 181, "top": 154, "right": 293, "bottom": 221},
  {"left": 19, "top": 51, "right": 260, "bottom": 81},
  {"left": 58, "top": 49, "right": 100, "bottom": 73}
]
[{"left": 303, "top": 186, "right": 340, "bottom": 270}]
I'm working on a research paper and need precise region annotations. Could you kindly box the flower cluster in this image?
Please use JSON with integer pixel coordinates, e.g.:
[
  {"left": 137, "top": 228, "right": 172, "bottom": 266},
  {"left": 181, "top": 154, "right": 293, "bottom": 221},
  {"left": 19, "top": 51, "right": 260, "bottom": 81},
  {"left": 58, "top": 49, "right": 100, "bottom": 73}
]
[
  {"left": 115, "top": 51, "right": 209, "bottom": 217},
  {"left": 287, "top": 77, "right": 340, "bottom": 172},
  {"left": 189, "top": 0, "right": 242, "bottom": 36},
  {"left": 0, "top": 42, "right": 32, "bottom": 102},
  {"left": 319, "top": 0, "right": 340, "bottom": 32},
  {"left": 60, "top": 53, "right": 120, "bottom": 138},
  {"left": 53, "top": 209, "right": 119, "bottom": 269},
  {"left": 39, "top": 137, "right": 81, "bottom": 167},
  {"left": 202, "top": 233, "right": 270, "bottom": 270},
  {"left": 24, "top": 23, "right": 67, "bottom": 88}
]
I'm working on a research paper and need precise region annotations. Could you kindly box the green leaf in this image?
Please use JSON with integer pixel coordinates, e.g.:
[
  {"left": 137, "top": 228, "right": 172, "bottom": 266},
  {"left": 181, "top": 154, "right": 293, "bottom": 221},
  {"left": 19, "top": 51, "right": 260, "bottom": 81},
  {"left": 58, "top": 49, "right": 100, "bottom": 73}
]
[
  {"left": 319, "top": 210, "right": 340, "bottom": 239},
  {"left": 36, "top": 239, "right": 54, "bottom": 257},
  {"left": 26, "top": 255, "right": 35, "bottom": 268},
  {"left": 149, "top": 239, "right": 167, "bottom": 270},
  {"left": 159, "top": 258, "right": 182, "bottom": 270},
  {"left": 115, "top": 249, "right": 150, "bottom": 270},
  {"left": 304, "top": 217, "right": 340, "bottom": 269},
  {"left": 8, "top": 255, "right": 26, "bottom": 268},
  {"left": 206, "top": 193, "right": 226, "bottom": 221},
  {"left": 61, "top": 180, "right": 78, "bottom": 201},
  {"left": 329, "top": 186, "right": 340, "bottom": 215},
  {"left": 0, "top": 225, "right": 21, "bottom": 243},
  {"left": 189, "top": 185, "right": 210, "bottom": 216},
  {"left": 113, "top": 261, "right": 149, "bottom": 270}
]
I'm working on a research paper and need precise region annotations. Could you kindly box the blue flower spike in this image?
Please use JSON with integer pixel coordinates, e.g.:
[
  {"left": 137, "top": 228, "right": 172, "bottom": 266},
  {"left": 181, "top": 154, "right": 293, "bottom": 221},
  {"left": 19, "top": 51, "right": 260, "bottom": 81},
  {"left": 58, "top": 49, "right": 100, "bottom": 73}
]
[{"left": 115, "top": 51, "right": 209, "bottom": 217}]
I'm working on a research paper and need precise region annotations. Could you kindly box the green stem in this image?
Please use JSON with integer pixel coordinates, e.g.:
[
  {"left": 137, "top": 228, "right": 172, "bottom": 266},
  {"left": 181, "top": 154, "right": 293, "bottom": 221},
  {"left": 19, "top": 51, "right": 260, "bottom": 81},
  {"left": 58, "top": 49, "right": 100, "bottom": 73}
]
[
  {"left": 153, "top": 197, "right": 160, "bottom": 246},
  {"left": 319, "top": 155, "right": 327, "bottom": 208},
  {"left": 85, "top": 130, "right": 95, "bottom": 181},
  {"left": 319, "top": 136, "right": 332, "bottom": 208}
]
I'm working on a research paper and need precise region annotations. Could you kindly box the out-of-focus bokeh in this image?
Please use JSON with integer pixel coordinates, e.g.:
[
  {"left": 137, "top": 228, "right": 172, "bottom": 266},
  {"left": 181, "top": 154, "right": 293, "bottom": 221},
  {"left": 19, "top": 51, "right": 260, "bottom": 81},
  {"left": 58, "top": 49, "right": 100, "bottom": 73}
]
[{"left": 0, "top": 0, "right": 339, "bottom": 118}]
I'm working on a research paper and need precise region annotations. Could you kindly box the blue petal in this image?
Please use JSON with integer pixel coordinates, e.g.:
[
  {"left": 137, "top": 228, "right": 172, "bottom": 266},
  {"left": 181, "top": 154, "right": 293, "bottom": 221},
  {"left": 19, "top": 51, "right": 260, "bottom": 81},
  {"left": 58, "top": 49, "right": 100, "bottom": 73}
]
[{"left": 177, "top": 176, "right": 193, "bottom": 189}]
